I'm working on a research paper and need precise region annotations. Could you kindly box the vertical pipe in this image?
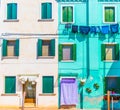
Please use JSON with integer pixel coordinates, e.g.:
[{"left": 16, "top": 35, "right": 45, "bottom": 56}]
[{"left": 107, "top": 91, "right": 110, "bottom": 110}]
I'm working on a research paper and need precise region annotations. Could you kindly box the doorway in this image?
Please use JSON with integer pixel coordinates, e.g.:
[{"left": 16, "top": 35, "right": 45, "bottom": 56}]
[{"left": 23, "top": 80, "right": 36, "bottom": 104}]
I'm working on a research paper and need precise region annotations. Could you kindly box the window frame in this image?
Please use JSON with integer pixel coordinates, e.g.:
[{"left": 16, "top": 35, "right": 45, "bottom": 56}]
[
  {"left": 101, "top": 43, "right": 119, "bottom": 62},
  {"left": 59, "top": 43, "right": 76, "bottom": 62},
  {"left": 103, "top": 5, "right": 117, "bottom": 24},
  {"left": 61, "top": 5, "right": 74, "bottom": 24}
]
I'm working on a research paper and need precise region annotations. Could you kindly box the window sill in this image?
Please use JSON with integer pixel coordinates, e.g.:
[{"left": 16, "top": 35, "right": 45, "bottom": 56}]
[
  {"left": 103, "top": 21, "right": 117, "bottom": 24},
  {"left": 60, "top": 60, "right": 75, "bottom": 62},
  {"left": 103, "top": 60, "right": 118, "bottom": 62},
  {"left": 38, "top": 19, "right": 54, "bottom": 22},
  {"left": 2, "top": 56, "right": 19, "bottom": 59},
  {"left": 3, "top": 19, "right": 19, "bottom": 22},
  {"left": 1, "top": 94, "right": 18, "bottom": 96},
  {"left": 37, "top": 56, "right": 54, "bottom": 59},
  {"left": 39, "top": 93, "right": 56, "bottom": 96}
]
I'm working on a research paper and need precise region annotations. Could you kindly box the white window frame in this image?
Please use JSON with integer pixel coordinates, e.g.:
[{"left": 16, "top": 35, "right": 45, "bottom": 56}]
[
  {"left": 61, "top": 5, "right": 74, "bottom": 24},
  {"left": 103, "top": 5, "right": 117, "bottom": 24}
]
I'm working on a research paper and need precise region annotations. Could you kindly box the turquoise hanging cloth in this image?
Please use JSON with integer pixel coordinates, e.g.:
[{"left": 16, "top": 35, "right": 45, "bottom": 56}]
[
  {"left": 101, "top": 26, "right": 109, "bottom": 34},
  {"left": 79, "top": 26, "right": 90, "bottom": 34},
  {"left": 90, "top": 26, "right": 96, "bottom": 34},
  {"left": 110, "top": 24, "right": 119, "bottom": 33}
]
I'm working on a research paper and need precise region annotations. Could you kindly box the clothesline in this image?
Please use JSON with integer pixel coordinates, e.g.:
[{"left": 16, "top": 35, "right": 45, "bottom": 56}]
[{"left": 65, "top": 23, "right": 119, "bottom": 35}]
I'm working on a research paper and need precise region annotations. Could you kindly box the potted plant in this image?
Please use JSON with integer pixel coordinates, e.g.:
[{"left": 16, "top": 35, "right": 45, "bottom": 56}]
[
  {"left": 93, "top": 83, "right": 99, "bottom": 90},
  {"left": 86, "top": 88, "right": 92, "bottom": 93}
]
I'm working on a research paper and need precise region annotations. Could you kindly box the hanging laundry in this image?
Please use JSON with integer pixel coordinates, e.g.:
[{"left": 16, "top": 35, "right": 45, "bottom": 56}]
[
  {"left": 79, "top": 26, "right": 90, "bottom": 34},
  {"left": 60, "top": 78, "right": 78, "bottom": 105},
  {"left": 110, "top": 24, "right": 119, "bottom": 33},
  {"left": 101, "top": 25, "right": 109, "bottom": 34},
  {"left": 72, "top": 25, "right": 78, "bottom": 33},
  {"left": 65, "top": 24, "right": 71, "bottom": 28},
  {"left": 96, "top": 26, "right": 101, "bottom": 33},
  {"left": 90, "top": 26, "right": 96, "bottom": 33}
]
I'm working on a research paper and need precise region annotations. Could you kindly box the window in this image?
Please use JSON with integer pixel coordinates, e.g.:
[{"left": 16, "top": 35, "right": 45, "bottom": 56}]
[
  {"left": 101, "top": 44, "right": 119, "bottom": 61},
  {"left": 37, "top": 39, "right": 55, "bottom": 57},
  {"left": 7, "top": 3, "right": 17, "bottom": 20},
  {"left": 103, "top": 6, "right": 116, "bottom": 23},
  {"left": 61, "top": 6, "right": 73, "bottom": 23},
  {"left": 59, "top": 44, "right": 76, "bottom": 61},
  {"left": 42, "top": 76, "right": 54, "bottom": 93},
  {"left": 2, "top": 39, "right": 19, "bottom": 57},
  {"left": 5, "top": 76, "right": 16, "bottom": 93},
  {"left": 41, "top": 3, "right": 52, "bottom": 19},
  {"left": 104, "top": 77, "right": 120, "bottom": 94}
]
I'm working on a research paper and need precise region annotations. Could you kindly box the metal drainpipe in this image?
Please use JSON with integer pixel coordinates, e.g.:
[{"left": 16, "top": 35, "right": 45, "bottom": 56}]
[{"left": 81, "top": 0, "right": 90, "bottom": 109}]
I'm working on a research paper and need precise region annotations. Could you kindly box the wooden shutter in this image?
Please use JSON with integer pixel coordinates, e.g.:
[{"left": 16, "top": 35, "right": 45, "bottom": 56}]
[
  {"left": 62, "top": 7, "right": 67, "bottom": 22},
  {"left": 42, "top": 76, "right": 54, "bottom": 93},
  {"left": 67, "top": 6, "right": 73, "bottom": 22},
  {"left": 37, "top": 39, "right": 42, "bottom": 56},
  {"left": 72, "top": 44, "right": 76, "bottom": 61},
  {"left": 12, "top": 3, "right": 17, "bottom": 19},
  {"left": 59, "top": 44, "right": 63, "bottom": 61},
  {"left": 2, "top": 39, "right": 7, "bottom": 56},
  {"left": 105, "top": 7, "right": 109, "bottom": 22},
  {"left": 47, "top": 3, "right": 52, "bottom": 19},
  {"left": 7, "top": 4, "right": 12, "bottom": 19},
  {"left": 109, "top": 7, "right": 115, "bottom": 22},
  {"left": 5, "top": 76, "right": 16, "bottom": 93},
  {"left": 50, "top": 39, "right": 55, "bottom": 56},
  {"left": 115, "top": 44, "right": 119, "bottom": 60},
  {"left": 41, "top": 3, "right": 47, "bottom": 19},
  {"left": 15, "top": 39, "right": 19, "bottom": 56},
  {"left": 101, "top": 44, "right": 106, "bottom": 61}
]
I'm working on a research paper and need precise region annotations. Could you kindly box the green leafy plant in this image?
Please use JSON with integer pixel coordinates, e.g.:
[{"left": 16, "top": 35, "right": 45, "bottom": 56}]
[
  {"left": 86, "top": 88, "right": 92, "bottom": 93},
  {"left": 93, "top": 83, "right": 99, "bottom": 90}
]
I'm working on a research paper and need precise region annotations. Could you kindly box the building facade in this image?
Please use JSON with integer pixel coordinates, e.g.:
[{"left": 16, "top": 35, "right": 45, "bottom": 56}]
[
  {"left": 0, "top": 0, "right": 58, "bottom": 107},
  {"left": 58, "top": 0, "right": 120, "bottom": 110}
]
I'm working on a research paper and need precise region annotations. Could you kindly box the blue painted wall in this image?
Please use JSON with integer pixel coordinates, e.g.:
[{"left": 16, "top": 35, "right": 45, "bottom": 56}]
[{"left": 58, "top": 0, "right": 120, "bottom": 109}]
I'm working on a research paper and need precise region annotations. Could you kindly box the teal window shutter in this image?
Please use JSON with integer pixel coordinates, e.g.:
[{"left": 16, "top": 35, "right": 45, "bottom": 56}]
[
  {"left": 72, "top": 44, "right": 76, "bottom": 61},
  {"left": 41, "top": 3, "right": 47, "bottom": 19},
  {"left": 115, "top": 44, "right": 119, "bottom": 60},
  {"left": 37, "top": 39, "right": 42, "bottom": 56},
  {"left": 62, "top": 7, "right": 67, "bottom": 22},
  {"left": 7, "top": 4, "right": 12, "bottom": 19},
  {"left": 50, "top": 39, "right": 55, "bottom": 56},
  {"left": 101, "top": 44, "right": 106, "bottom": 61},
  {"left": 67, "top": 6, "right": 73, "bottom": 22},
  {"left": 5, "top": 76, "right": 16, "bottom": 93},
  {"left": 47, "top": 3, "right": 52, "bottom": 19},
  {"left": 12, "top": 3, "right": 17, "bottom": 19},
  {"left": 15, "top": 39, "right": 19, "bottom": 56},
  {"left": 42, "top": 76, "right": 54, "bottom": 93},
  {"left": 2, "top": 39, "right": 7, "bottom": 56},
  {"left": 59, "top": 44, "right": 63, "bottom": 61}
]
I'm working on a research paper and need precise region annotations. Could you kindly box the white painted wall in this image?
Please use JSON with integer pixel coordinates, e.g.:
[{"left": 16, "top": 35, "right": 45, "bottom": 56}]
[{"left": 0, "top": 0, "right": 58, "bottom": 107}]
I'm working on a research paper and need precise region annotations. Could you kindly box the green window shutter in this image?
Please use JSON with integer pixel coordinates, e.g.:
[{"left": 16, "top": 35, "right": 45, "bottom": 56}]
[
  {"left": 12, "top": 3, "right": 17, "bottom": 19},
  {"left": 115, "top": 44, "right": 119, "bottom": 60},
  {"left": 67, "top": 7, "right": 73, "bottom": 22},
  {"left": 105, "top": 8, "right": 109, "bottom": 22},
  {"left": 5, "top": 76, "right": 16, "bottom": 93},
  {"left": 15, "top": 39, "right": 19, "bottom": 56},
  {"left": 50, "top": 39, "right": 55, "bottom": 56},
  {"left": 101, "top": 44, "right": 106, "bottom": 61},
  {"left": 62, "top": 7, "right": 68, "bottom": 22},
  {"left": 41, "top": 3, "right": 47, "bottom": 19},
  {"left": 2, "top": 39, "right": 7, "bottom": 56},
  {"left": 59, "top": 44, "right": 63, "bottom": 61},
  {"left": 42, "top": 76, "right": 54, "bottom": 93},
  {"left": 47, "top": 3, "right": 52, "bottom": 19},
  {"left": 72, "top": 44, "right": 76, "bottom": 61},
  {"left": 109, "top": 7, "right": 115, "bottom": 22},
  {"left": 7, "top": 4, "right": 12, "bottom": 19},
  {"left": 37, "top": 39, "right": 42, "bottom": 56}
]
